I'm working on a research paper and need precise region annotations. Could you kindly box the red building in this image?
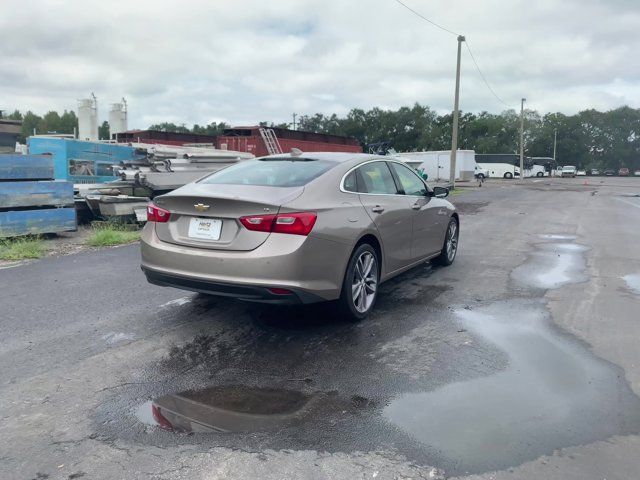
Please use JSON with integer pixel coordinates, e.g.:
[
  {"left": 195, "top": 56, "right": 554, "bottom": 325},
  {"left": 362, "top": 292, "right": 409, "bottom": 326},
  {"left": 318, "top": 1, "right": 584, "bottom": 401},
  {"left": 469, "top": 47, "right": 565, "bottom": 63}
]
[
  {"left": 116, "top": 126, "right": 362, "bottom": 155},
  {"left": 115, "top": 129, "right": 218, "bottom": 146},
  {"left": 217, "top": 126, "right": 362, "bottom": 156}
]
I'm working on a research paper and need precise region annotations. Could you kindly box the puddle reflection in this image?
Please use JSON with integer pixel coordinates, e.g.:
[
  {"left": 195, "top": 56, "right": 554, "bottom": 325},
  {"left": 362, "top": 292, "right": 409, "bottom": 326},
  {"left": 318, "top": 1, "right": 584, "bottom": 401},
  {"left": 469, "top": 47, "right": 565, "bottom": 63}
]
[
  {"left": 136, "top": 385, "right": 377, "bottom": 434},
  {"left": 511, "top": 242, "right": 589, "bottom": 290},
  {"left": 623, "top": 273, "right": 640, "bottom": 295},
  {"left": 384, "top": 300, "right": 640, "bottom": 474}
]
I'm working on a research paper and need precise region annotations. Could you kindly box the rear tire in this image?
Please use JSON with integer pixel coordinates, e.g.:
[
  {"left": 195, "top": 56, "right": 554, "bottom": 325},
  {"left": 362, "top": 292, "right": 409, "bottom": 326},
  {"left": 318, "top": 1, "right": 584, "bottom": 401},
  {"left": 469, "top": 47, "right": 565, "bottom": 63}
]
[
  {"left": 433, "top": 218, "right": 459, "bottom": 267},
  {"left": 504, "top": 172, "right": 513, "bottom": 179},
  {"left": 338, "top": 243, "right": 379, "bottom": 321},
  {"left": 536, "top": 171, "right": 544, "bottom": 177}
]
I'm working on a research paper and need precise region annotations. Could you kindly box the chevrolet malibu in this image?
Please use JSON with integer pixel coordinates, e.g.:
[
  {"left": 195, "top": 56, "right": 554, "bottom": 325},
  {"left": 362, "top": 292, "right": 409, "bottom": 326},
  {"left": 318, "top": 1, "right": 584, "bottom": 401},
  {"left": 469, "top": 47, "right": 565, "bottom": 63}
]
[{"left": 141, "top": 152, "right": 459, "bottom": 319}]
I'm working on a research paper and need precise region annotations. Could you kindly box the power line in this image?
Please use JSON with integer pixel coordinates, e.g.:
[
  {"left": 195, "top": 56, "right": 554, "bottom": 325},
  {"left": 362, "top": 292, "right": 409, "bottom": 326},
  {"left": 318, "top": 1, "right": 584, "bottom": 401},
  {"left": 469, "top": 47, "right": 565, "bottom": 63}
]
[
  {"left": 392, "top": 0, "right": 460, "bottom": 37},
  {"left": 464, "top": 41, "right": 514, "bottom": 109},
  {"left": 392, "top": 0, "right": 514, "bottom": 109}
]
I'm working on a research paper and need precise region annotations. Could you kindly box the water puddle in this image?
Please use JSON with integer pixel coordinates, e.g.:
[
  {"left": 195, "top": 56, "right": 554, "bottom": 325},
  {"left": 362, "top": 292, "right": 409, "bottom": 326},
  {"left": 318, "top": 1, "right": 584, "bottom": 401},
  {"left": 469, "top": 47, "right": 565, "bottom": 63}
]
[
  {"left": 137, "top": 385, "right": 317, "bottom": 433},
  {"left": 160, "top": 296, "right": 193, "bottom": 308},
  {"left": 622, "top": 274, "right": 640, "bottom": 295},
  {"left": 538, "top": 234, "right": 577, "bottom": 240},
  {"left": 135, "top": 400, "right": 157, "bottom": 426},
  {"left": 0, "top": 262, "right": 23, "bottom": 270},
  {"left": 102, "top": 332, "right": 135, "bottom": 344},
  {"left": 384, "top": 300, "right": 640, "bottom": 475},
  {"left": 511, "top": 242, "right": 589, "bottom": 290}
]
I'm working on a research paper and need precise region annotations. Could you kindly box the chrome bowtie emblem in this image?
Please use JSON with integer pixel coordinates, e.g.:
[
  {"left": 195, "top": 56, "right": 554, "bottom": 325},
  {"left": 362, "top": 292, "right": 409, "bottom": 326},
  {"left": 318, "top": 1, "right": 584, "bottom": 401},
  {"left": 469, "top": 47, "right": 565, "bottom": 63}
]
[{"left": 194, "top": 203, "right": 210, "bottom": 212}]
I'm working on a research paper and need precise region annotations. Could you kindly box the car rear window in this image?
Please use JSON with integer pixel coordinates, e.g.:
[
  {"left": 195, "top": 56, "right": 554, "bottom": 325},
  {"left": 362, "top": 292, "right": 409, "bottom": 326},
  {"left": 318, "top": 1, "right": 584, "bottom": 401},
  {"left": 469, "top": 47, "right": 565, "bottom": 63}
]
[{"left": 199, "top": 158, "right": 336, "bottom": 187}]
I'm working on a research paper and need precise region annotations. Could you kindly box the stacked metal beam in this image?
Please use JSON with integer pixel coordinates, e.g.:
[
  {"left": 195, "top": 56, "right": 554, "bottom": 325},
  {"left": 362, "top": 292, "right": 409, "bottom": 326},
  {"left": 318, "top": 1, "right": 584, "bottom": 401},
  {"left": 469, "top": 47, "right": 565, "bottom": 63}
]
[{"left": 0, "top": 154, "right": 76, "bottom": 237}]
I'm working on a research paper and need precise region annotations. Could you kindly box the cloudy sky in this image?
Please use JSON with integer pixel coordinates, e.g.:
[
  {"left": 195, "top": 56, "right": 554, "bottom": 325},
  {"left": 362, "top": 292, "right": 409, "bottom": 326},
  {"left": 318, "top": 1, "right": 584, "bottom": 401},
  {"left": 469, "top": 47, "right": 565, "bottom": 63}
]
[{"left": 1, "top": 0, "right": 639, "bottom": 129}]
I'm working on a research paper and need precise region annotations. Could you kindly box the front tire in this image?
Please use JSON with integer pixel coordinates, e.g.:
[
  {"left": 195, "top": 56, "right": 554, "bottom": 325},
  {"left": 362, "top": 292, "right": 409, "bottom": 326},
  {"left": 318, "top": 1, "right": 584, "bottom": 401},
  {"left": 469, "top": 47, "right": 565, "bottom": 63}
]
[
  {"left": 339, "top": 244, "right": 379, "bottom": 321},
  {"left": 504, "top": 172, "right": 513, "bottom": 179},
  {"left": 434, "top": 218, "right": 459, "bottom": 266},
  {"left": 536, "top": 171, "right": 544, "bottom": 177}
]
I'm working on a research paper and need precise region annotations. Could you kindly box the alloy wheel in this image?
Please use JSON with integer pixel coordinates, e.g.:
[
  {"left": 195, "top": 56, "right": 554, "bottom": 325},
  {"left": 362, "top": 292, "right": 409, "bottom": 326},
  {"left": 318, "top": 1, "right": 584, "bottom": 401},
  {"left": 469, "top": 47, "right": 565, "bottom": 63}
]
[
  {"left": 351, "top": 251, "right": 378, "bottom": 313},
  {"left": 446, "top": 222, "right": 458, "bottom": 262}
]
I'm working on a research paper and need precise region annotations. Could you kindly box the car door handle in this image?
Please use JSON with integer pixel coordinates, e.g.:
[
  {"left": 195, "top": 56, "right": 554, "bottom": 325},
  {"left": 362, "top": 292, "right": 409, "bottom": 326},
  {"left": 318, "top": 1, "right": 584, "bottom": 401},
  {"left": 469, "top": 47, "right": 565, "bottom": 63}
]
[
  {"left": 411, "top": 202, "right": 421, "bottom": 210},
  {"left": 372, "top": 205, "right": 385, "bottom": 213}
]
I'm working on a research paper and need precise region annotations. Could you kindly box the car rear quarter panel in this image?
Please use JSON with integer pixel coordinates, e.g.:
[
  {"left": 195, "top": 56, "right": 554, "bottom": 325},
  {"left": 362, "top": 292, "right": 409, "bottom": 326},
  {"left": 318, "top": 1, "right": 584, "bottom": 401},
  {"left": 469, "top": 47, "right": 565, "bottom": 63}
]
[{"left": 281, "top": 165, "right": 384, "bottom": 277}]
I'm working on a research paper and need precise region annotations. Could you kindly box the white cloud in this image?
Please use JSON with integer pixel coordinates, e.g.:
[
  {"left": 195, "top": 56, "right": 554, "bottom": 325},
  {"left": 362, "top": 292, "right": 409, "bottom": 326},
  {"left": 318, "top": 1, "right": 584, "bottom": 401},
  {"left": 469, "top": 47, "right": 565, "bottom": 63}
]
[{"left": 1, "top": 0, "right": 639, "bottom": 128}]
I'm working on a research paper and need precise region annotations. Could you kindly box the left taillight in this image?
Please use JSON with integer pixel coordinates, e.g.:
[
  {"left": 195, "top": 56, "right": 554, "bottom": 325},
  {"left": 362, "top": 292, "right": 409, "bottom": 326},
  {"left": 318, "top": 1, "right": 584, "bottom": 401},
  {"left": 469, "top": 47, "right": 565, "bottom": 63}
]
[{"left": 146, "top": 203, "right": 171, "bottom": 223}]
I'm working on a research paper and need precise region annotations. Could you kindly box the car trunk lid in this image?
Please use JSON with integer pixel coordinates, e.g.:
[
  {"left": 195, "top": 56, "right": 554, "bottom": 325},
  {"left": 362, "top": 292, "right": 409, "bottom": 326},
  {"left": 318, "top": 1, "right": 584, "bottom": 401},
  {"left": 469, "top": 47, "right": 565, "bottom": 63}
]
[{"left": 153, "top": 183, "right": 304, "bottom": 251}]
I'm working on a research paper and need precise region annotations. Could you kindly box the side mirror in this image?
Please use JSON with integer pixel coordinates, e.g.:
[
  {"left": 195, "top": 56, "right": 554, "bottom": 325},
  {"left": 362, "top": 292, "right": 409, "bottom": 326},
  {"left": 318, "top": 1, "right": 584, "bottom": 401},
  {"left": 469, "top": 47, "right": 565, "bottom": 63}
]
[{"left": 433, "top": 186, "right": 449, "bottom": 198}]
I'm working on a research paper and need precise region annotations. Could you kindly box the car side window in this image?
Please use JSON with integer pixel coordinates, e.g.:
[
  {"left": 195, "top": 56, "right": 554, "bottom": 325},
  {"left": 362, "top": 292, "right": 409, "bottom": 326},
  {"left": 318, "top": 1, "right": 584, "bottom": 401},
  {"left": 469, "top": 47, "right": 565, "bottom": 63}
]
[
  {"left": 343, "top": 171, "right": 358, "bottom": 192},
  {"left": 356, "top": 161, "right": 399, "bottom": 194},
  {"left": 390, "top": 162, "right": 428, "bottom": 196}
]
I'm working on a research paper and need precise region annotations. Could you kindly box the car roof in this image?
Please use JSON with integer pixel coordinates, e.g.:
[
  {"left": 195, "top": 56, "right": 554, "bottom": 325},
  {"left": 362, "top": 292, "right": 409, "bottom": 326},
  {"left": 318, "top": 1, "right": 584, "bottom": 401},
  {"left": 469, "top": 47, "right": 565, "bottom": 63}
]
[{"left": 258, "top": 152, "right": 383, "bottom": 164}]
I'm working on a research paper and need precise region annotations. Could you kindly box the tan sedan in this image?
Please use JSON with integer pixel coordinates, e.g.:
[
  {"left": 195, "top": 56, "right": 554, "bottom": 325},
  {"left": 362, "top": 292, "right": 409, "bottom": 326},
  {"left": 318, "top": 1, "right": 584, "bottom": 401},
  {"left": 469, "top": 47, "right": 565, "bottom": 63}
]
[{"left": 141, "top": 152, "right": 459, "bottom": 319}]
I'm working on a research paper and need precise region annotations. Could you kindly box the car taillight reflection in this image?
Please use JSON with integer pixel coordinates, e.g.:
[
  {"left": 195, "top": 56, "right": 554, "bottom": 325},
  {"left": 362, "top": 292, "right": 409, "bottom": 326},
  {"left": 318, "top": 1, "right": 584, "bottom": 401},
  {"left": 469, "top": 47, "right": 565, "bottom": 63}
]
[
  {"left": 240, "top": 212, "right": 317, "bottom": 236},
  {"left": 147, "top": 204, "right": 171, "bottom": 223},
  {"left": 151, "top": 404, "right": 173, "bottom": 430}
]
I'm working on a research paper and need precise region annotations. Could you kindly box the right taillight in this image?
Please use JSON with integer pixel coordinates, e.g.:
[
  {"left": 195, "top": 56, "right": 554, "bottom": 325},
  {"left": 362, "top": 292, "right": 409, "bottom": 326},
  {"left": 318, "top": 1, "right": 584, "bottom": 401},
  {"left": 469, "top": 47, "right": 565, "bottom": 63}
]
[
  {"left": 239, "top": 212, "right": 316, "bottom": 236},
  {"left": 146, "top": 203, "right": 171, "bottom": 223}
]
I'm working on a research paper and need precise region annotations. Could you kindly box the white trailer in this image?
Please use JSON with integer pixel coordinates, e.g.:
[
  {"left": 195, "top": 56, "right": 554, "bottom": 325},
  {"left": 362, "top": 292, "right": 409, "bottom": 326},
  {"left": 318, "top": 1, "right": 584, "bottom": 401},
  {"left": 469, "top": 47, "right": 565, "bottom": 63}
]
[{"left": 393, "top": 150, "right": 477, "bottom": 182}]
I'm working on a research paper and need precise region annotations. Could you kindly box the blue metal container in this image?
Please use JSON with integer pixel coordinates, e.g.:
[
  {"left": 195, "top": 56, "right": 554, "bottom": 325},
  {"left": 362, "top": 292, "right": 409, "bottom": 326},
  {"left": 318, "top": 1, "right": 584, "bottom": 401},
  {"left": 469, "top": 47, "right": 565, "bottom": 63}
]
[{"left": 27, "top": 137, "right": 139, "bottom": 183}]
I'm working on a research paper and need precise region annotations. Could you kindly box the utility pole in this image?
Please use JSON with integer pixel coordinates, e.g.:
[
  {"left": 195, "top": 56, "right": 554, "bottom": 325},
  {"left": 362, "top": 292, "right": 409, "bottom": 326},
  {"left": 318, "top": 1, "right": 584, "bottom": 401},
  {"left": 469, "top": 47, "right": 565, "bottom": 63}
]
[
  {"left": 292, "top": 113, "right": 297, "bottom": 131},
  {"left": 553, "top": 129, "right": 557, "bottom": 162},
  {"left": 519, "top": 98, "right": 526, "bottom": 181},
  {"left": 449, "top": 35, "right": 465, "bottom": 188}
]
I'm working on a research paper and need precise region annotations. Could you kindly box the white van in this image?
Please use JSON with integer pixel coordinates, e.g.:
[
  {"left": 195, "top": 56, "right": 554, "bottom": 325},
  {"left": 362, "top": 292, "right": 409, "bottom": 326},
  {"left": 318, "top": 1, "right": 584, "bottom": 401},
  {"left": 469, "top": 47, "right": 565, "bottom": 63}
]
[
  {"left": 527, "top": 165, "right": 546, "bottom": 177},
  {"left": 477, "top": 163, "right": 520, "bottom": 179},
  {"left": 474, "top": 164, "right": 490, "bottom": 179}
]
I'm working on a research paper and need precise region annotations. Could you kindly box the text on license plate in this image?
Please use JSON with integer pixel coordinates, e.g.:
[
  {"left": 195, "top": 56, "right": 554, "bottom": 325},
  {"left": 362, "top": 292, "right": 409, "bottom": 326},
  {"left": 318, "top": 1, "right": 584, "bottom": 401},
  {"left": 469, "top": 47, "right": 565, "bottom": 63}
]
[{"left": 188, "top": 217, "right": 222, "bottom": 240}]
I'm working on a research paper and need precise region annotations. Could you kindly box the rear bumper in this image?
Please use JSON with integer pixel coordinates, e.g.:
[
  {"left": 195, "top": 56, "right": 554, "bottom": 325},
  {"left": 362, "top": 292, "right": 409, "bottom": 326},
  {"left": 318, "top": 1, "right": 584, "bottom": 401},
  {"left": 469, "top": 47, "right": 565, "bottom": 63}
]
[
  {"left": 140, "top": 223, "right": 352, "bottom": 303},
  {"left": 142, "top": 267, "right": 323, "bottom": 304}
]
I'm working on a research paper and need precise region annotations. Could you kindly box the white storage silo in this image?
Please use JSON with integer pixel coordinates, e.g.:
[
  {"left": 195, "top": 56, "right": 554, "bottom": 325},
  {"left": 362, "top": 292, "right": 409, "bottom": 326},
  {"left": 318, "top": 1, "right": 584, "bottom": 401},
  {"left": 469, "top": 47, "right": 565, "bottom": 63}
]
[
  {"left": 109, "top": 99, "right": 128, "bottom": 138},
  {"left": 78, "top": 95, "right": 98, "bottom": 141}
]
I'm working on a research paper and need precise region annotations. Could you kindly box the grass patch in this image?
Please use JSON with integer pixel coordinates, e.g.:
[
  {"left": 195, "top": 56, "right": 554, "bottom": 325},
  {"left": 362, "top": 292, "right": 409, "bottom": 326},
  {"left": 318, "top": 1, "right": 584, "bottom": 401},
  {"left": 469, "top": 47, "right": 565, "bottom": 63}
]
[
  {"left": 448, "top": 188, "right": 466, "bottom": 196},
  {"left": 0, "top": 236, "right": 46, "bottom": 261},
  {"left": 87, "top": 222, "right": 141, "bottom": 247}
]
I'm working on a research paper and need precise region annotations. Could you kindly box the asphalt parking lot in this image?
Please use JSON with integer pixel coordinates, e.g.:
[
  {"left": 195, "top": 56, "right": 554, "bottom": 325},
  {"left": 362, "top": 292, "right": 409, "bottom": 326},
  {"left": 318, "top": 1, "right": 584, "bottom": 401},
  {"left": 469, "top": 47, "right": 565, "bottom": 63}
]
[{"left": 2, "top": 177, "right": 640, "bottom": 480}]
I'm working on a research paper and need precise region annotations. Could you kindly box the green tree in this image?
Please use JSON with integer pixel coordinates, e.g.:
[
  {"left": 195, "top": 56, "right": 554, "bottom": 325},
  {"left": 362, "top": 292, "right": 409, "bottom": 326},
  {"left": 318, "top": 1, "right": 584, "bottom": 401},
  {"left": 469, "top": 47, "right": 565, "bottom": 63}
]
[
  {"left": 7, "top": 110, "right": 23, "bottom": 121},
  {"left": 147, "top": 122, "right": 190, "bottom": 133},
  {"left": 98, "top": 120, "right": 110, "bottom": 140},
  {"left": 20, "top": 111, "right": 43, "bottom": 142},
  {"left": 41, "top": 111, "right": 62, "bottom": 133},
  {"left": 59, "top": 110, "right": 78, "bottom": 135}
]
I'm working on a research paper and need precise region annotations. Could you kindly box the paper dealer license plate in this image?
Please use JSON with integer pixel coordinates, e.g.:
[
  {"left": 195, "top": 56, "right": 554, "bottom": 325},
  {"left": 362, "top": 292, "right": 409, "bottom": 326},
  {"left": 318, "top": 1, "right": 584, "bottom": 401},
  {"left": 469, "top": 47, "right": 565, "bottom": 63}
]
[{"left": 188, "top": 217, "right": 222, "bottom": 241}]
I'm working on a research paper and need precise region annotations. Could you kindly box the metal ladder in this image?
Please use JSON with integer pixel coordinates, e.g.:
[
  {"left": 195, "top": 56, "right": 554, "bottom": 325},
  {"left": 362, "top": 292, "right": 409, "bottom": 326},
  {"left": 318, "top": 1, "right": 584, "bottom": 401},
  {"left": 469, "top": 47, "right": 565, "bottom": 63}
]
[{"left": 259, "top": 128, "right": 283, "bottom": 155}]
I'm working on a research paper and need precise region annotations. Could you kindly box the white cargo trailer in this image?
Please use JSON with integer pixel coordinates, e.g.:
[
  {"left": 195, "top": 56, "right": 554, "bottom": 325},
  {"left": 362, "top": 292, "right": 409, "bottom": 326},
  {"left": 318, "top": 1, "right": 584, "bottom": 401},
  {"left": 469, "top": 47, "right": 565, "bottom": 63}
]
[{"left": 393, "top": 150, "right": 477, "bottom": 182}]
